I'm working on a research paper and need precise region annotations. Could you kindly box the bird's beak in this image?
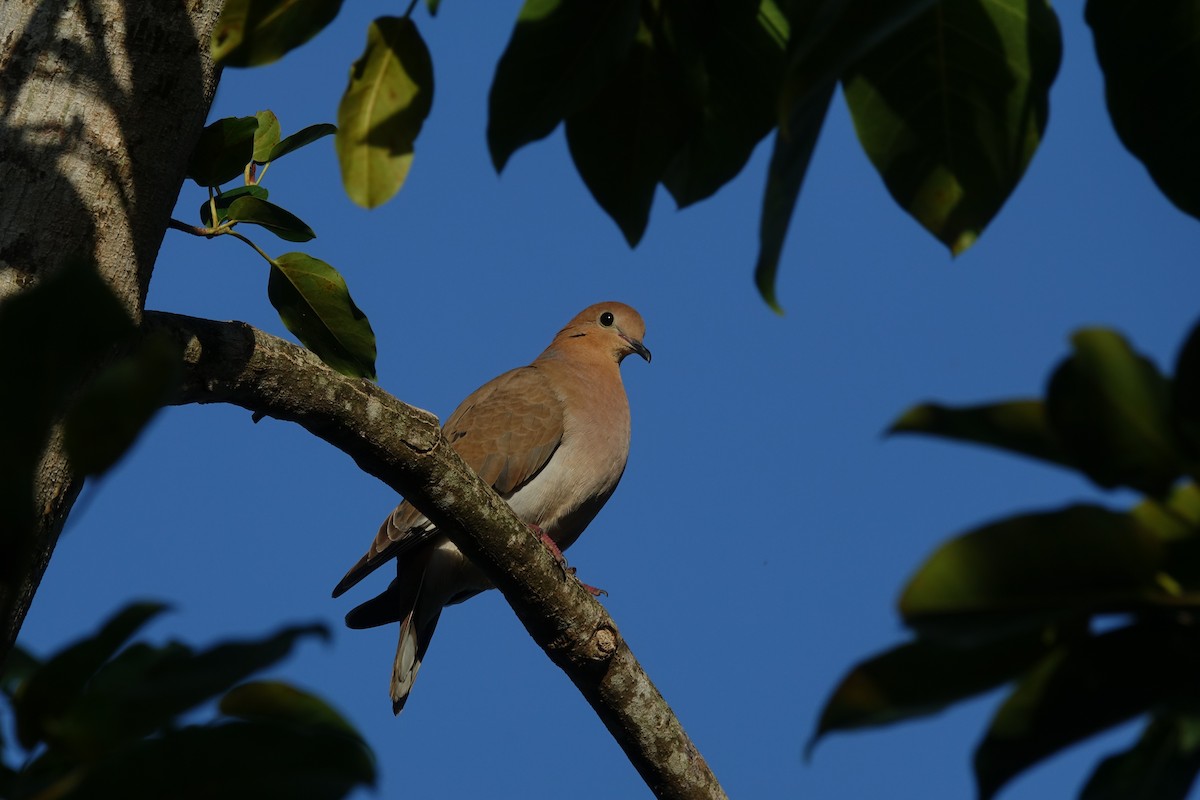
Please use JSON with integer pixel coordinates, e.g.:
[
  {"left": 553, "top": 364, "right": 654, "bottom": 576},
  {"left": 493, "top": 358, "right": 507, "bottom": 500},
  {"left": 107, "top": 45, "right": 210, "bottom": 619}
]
[{"left": 620, "top": 333, "right": 652, "bottom": 363}]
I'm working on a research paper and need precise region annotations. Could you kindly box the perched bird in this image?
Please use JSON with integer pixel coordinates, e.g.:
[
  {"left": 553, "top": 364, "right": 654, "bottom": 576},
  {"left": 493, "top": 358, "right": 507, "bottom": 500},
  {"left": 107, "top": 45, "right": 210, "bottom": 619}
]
[{"left": 333, "top": 302, "right": 650, "bottom": 713}]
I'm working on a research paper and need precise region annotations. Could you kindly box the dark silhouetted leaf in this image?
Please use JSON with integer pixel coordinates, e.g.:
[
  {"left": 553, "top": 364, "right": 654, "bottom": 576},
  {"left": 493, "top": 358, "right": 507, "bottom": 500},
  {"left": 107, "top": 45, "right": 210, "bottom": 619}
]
[
  {"left": 336, "top": 16, "right": 434, "bottom": 208},
  {"left": 565, "top": 24, "right": 694, "bottom": 246},
  {"left": 212, "top": 0, "right": 344, "bottom": 68},
  {"left": 1173, "top": 317, "right": 1200, "bottom": 460},
  {"left": 1082, "top": 713, "right": 1200, "bottom": 800},
  {"left": 222, "top": 680, "right": 358, "bottom": 737},
  {"left": 1131, "top": 483, "right": 1200, "bottom": 543},
  {"left": 0, "top": 259, "right": 134, "bottom": 593},
  {"left": 899, "top": 506, "right": 1185, "bottom": 641},
  {"left": 63, "top": 335, "right": 182, "bottom": 476},
  {"left": 843, "top": 0, "right": 1062, "bottom": 255},
  {"left": 753, "top": 83, "right": 833, "bottom": 313},
  {"left": 1, "top": 646, "right": 40, "bottom": 699},
  {"left": 810, "top": 629, "right": 1064, "bottom": 754},
  {"left": 227, "top": 197, "right": 316, "bottom": 242},
  {"left": 267, "top": 123, "right": 337, "bottom": 163},
  {"left": 889, "top": 399, "right": 1075, "bottom": 470},
  {"left": 1047, "top": 328, "right": 1183, "bottom": 496},
  {"left": 488, "top": 0, "right": 640, "bottom": 173},
  {"left": 660, "top": 0, "right": 790, "bottom": 208},
  {"left": 975, "top": 625, "right": 1200, "bottom": 800},
  {"left": 200, "top": 185, "right": 270, "bottom": 227},
  {"left": 426, "top": 0, "right": 442, "bottom": 14},
  {"left": 1087, "top": 0, "right": 1200, "bottom": 222},
  {"left": 187, "top": 116, "right": 259, "bottom": 187},
  {"left": 14, "top": 602, "right": 167, "bottom": 749},
  {"left": 267, "top": 254, "right": 377, "bottom": 379},
  {"left": 779, "top": 0, "right": 939, "bottom": 123},
  {"left": 253, "top": 110, "right": 281, "bottom": 163}
]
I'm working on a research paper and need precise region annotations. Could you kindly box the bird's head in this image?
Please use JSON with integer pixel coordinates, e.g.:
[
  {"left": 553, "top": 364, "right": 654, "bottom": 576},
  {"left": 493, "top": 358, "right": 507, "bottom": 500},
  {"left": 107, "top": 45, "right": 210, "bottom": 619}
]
[{"left": 552, "top": 302, "right": 651, "bottom": 364}]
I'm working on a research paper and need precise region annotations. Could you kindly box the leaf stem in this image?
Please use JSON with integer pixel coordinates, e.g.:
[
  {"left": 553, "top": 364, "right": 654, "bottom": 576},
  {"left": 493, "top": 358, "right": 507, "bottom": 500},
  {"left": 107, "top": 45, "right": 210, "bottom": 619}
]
[
  {"left": 224, "top": 229, "right": 277, "bottom": 267},
  {"left": 403, "top": 0, "right": 419, "bottom": 17}
]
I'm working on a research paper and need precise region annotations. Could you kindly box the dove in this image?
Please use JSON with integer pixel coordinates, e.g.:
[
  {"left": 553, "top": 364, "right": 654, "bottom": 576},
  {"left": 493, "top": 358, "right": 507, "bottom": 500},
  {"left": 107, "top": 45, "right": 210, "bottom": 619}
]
[{"left": 333, "top": 302, "right": 650, "bottom": 713}]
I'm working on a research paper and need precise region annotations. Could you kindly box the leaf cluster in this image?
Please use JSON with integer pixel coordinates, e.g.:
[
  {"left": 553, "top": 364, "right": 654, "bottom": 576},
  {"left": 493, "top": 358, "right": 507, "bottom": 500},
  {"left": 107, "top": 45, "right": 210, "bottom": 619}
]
[
  {"left": 207, "top": 1, "right": 1198, "bottom": 313},
  {"left": 814, "top": 318, "right": 1200, "bottom": 799},
  {"left": 0, "top": 603, "right": 374, "bottom": 800},
  {"left": 183, "top": 111, "right": 377, "bottom": 380}
]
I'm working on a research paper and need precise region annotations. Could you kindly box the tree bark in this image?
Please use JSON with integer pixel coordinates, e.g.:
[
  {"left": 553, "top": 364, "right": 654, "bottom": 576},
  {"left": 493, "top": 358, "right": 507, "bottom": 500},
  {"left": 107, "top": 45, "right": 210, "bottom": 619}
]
[
  {"left": 0, "top": 0, "right": 226, "bottom": 655},
  {"left": 146, "top": 311, "right": 729, "bottom": 800}
]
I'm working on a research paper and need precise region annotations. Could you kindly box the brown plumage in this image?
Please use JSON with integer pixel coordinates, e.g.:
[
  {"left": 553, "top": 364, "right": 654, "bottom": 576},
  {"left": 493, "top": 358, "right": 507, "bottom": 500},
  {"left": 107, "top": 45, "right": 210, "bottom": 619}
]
[{"left": 333, "top": 302, "right": 650, "bottom": 713}]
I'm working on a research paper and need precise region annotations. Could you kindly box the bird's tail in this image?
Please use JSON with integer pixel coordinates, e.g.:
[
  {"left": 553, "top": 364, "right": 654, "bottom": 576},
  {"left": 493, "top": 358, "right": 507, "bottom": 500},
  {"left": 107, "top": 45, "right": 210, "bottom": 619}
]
[{"left": 390, "top": 568, "right": 441, "bottom": 714}]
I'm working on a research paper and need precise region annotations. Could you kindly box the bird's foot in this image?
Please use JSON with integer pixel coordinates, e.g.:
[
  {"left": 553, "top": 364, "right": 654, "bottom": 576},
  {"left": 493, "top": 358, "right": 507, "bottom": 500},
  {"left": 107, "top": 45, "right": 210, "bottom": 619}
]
[{"left": 529, "top": 524, "right": 607, "bottom": 597}]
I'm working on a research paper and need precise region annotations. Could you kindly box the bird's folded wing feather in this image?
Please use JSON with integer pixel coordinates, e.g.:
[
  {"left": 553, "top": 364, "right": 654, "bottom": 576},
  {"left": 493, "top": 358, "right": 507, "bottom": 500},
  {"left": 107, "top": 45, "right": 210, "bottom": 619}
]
[{"left": 331, "top": 365, "right": 564, "bottom": 597}]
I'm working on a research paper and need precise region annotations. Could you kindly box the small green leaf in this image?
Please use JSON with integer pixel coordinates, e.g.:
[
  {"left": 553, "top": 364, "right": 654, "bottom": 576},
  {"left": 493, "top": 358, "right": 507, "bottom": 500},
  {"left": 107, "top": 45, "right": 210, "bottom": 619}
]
[
  {"left": 975, "top": 624, "right": 1200, "bottom": 800},
  {"left": 267, "top": 253, "right": 377, "bottom": 379},
  {"left": 842, "top": 0, "right": 1062, "bottom": 255},
  {"left": 253, "top": 110, "right": 281, "bottom": 163},
  {"left": 487, "top": 0, "right": 640, "bottom": 173},
  {"left": 563, "top": 22, "right": 693, "bottom": 247},
  {"left": 200, "top": 185, "right": 270, "bottom": 227},
  {"left": 1082, "top": 713, "right": 1200, "bottom": 800},
  {"left": 63, "top": 335, "right": 182, "bottom": 476},
  {"left": 212, "top": 0, "right": 344, "bottom": 67},
  {"left": 14, "top": 602, "right": 168, "bottom": 749},
  {"left": 1172, "top": 316, "right": 1200, "bottom": 460},
  {"left": 889, "top": 399, "right": 1076, "bottom": 470},
  {"left": 1087, "top": 0, "right": 1200, "bottom": 222},
  {"left": 267, "top": 123, "right": 337, "bottom": 163},
  {"left": 187, "top": 116, "right": 259, "bottom": 188},
  {"left": 900, "top": 505, "right": 1181, "bottom": 641},
  {"left": 1131, "top": 483, "right": 1200, "bottom": 543},
  {"left": 221, "top": 680, "right": 359, "bottom": 737},
  {"left": 336, "top": 16, "right": 434, "bottom": 209},
  {"left": 753, "top": 84, "right": 834, "bottom": 313},
  {"left": 810, "top": 629, "right": 1063, "bottom": 755},
  {"left": 227, "top": 197, "right": 316, "bottom": 242},
  {"left": 1047, "top": 328, "right": 1183, "bottom": 496},
  {"left": 425, "top": 0, "right": 442, "bottom": 14}
]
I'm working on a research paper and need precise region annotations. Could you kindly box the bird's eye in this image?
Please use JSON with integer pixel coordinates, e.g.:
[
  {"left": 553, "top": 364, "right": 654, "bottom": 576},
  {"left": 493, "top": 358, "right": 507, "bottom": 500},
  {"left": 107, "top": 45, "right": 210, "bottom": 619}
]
[{"left": 599, "top": 311, "right": 615, "bottom": 327}]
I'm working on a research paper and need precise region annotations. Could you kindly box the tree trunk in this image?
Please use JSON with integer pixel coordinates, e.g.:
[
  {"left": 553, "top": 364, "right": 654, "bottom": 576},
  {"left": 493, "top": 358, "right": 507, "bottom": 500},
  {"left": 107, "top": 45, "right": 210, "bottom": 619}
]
[{"left": 0, "top": 0, "right": 225, "bottom": 656}]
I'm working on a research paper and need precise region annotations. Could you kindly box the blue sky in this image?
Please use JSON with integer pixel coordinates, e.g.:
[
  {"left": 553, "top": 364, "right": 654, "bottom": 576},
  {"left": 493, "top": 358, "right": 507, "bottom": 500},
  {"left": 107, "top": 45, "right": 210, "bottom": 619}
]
[{"left": 18, "top": 2, "right": 1200, "bottom": 798}]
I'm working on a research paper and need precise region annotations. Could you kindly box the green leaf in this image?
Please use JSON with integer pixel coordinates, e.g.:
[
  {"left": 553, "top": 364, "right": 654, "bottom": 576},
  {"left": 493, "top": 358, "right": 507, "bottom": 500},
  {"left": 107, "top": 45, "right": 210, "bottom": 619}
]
[
  {"left": 227, "top": 197, "right": 316, "bottom": 242},
  {"left": 753, "top": 83, "right": 834, "bottom": 313},
  {"left": 1087, "top": 0, "right": 1200, "bottom": 222},
  {"left": 1131, "top": 483, "right": 1200, "bottom": 543},
  {"left": 779, "top": 0, "right": 940, "bottom": 122},
  {"left": 199, "top": 185, "right": 270, "bottom": 227},
  {"left": 660, "top": 0, "right": 790, "bottom": 208},
  {"left": 63, "top": 334, "right": 182, "bottom": 476},
  {"left": 842, "top": 0, "right": 1062, "bottom": 255},
  {"left": 899, "top": 505, "right": 1183, "bottom": 641},
  {"left": 487, "top": 0, "right": 641, "bottom": 173},
  {"left": 1173, "top": 317, "right": 1200, "bottom": 460},
  {"left": 267, "top": 253, "right": 377, "bottom": 379},
  {"left": 425, "top": 0, "right": 442, "bottom": 14},
  {"left": 0, "top": 258, "right": 134, "bottom": 591},
  {"left": 336, "top": 16, "right": 434, "bottom": 209},
  {"left": 975, "top": 624, "right": 1200, "bottom": 800},
  {"left": 14, "top": 602, "right": 168, "bottom": 749},
  {"left": 1047, "top": 328, "right": 1183, "bottom": 496},
  {"left": 212, "top": 0, "right": 344, "bottom": 68},
  {"left": 810, "top": 629, "right": 1064, "bottom": 755},
  {"left": 889, "top": 399, "right": 1076, "bottom": 470},
  {"left": 253, "top": 110, "right": 281, "bottom": 163},
  {"left": 1082, "top": 713, "right": 1200, "bottom": 800},
  {"left": 564, "top": 23, "right": 693, "bottom": 246},
  {"left": 221, "top": 680, "right": 359, "bottom": 738},
  {"left": 267, "top": 123, "right": 337, "bottom": 163},
  {"left": 187, "top": 116, "right": 259, "bottom": 187}
]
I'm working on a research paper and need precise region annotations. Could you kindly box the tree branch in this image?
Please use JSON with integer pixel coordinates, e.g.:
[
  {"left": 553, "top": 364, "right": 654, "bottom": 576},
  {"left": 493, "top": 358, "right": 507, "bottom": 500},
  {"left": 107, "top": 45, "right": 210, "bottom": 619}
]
[{"left": 145, "top": 310, "right": 727, "bottom": 800}]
